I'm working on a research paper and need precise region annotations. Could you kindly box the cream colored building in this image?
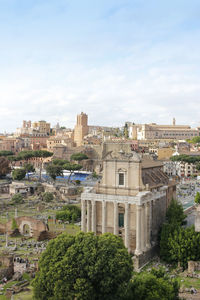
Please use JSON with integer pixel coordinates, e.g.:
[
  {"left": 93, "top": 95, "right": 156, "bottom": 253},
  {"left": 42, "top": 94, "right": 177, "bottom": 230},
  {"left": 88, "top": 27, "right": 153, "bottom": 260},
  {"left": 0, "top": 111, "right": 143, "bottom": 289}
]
[
  {"left": 81, "top": 150, "right": 176, "bottom": 267},
  {"left": 74, "top": 112, "right": 89, "bottom": 147},
  {"left": 32, "top": 121, "right": 51, "bottom": 135},
  {"left": 129, "top": 120, "right": 200, "bottom": 140}
]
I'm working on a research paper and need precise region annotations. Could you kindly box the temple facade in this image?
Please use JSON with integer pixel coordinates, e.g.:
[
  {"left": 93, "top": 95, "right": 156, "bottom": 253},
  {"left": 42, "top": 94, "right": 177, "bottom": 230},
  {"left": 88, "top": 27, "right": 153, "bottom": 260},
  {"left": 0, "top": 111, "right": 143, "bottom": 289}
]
[{"left": 81, "top": 150, "right": 176, "bottom": 267}]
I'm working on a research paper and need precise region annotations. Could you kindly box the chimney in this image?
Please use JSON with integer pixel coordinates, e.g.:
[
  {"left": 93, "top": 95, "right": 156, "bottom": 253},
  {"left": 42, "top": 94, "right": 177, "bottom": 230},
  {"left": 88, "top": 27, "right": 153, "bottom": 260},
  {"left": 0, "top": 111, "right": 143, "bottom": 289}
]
[{"left": 173, "top": 118, "right": 176, "bottom": 126}]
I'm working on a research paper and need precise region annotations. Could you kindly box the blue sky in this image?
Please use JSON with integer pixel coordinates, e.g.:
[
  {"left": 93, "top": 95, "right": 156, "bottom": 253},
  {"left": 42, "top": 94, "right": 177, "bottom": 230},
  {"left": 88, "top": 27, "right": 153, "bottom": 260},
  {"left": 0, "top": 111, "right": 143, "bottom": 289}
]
[{"left": 0, "top": 0, "right": 200, "bottom": 132}]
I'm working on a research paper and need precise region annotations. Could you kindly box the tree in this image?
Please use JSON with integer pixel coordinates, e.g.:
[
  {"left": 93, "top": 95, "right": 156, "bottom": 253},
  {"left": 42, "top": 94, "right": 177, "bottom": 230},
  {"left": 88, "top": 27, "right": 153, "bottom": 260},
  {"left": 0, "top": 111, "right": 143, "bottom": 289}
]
[
  {"left": 70, "top": 153, "right": 88, "bottom": 162},
  {"left": 56, "top": 205, "right": 81, "bottom": 222},
  {"left": 12, "top": 168, "right": 26, "bottom": 181},
  {"left": 125, "top": 268, "right": 179, "bottom": 300},
  {"left": 52, "top": 159, "right": 69, "bottom": 166},
  {"left": 190, "top": 136, "right": 200, "bottom": 144},
  {"left": 46, "top": 164, "right": 63, "bottom": 181},
  {"left": 0, "top": 150, "right": 14, "bottom": 156},
  {"left": 32, "top": 232, "right": 133, "bottom": 300},
  {"left": 0, "top": 157, "right": 10, "bottom": 178},
  {"left": 11, "top": 218, "right": 18, "bottom": 230},
  {"left": 63, "top": 162, "right": 82, "bottom": 182},
  {"left": 11, "top": 193, "right": 24, "bottom": 204},
  {"left": 23, "top": 163, "right": 35, "bottom": 181},
  {"left": 123, "top": 123, "right": 129, "bottom": 138},
  {"left": 160, "top": 199, "right": 186, "bottom": 263},
  {"left": 168, "top": 226, "right": 200, "bottom": 268},
  {"left": 166, "top": 198, "right": 186, "bottom": 225},
  {"left": 42, "top": 192, "right": 54, "bottom": 203},
  {"left": 16, "top": 150, "right": 53, "bottom": 181},
  {"left": 195, "top": 191, "right": 200, "bottom": 204},
  {"left": 196, "top": 163, "right": 200, "bottom": 171}
]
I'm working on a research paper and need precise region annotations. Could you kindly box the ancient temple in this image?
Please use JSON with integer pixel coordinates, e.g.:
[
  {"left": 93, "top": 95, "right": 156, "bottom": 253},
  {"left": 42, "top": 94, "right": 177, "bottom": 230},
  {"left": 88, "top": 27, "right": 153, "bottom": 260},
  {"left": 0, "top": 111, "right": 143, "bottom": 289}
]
[{"left": 81, "top": 150, "right": 176, "bottom": 267}]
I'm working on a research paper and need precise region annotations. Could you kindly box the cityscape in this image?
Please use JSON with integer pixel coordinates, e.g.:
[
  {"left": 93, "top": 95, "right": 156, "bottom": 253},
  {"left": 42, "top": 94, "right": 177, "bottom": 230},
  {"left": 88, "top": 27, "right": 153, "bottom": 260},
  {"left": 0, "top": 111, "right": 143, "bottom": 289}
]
[{"left": 1, "top": 1, "right": 200, "bottom": 300}]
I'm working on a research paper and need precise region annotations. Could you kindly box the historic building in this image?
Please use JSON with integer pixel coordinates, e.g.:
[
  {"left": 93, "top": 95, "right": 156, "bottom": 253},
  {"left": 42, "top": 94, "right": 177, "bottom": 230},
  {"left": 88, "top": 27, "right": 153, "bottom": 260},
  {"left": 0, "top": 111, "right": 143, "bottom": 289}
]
[
  {"left": 81, "top": 150, "right": 176, "bottom": 267},
  {"left": 74, "top": 112, "right": 89, "bottom": 147},
  {"left": 128, "top": 119, "right": 200, "bottom": 140}
]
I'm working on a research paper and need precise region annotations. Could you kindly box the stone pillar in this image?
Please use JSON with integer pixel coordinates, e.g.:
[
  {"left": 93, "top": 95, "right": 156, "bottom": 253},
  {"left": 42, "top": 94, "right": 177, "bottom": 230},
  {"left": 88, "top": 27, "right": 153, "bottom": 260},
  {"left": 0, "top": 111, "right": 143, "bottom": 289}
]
[
  {"left": 114, "top": 201, "right": 118, "bottom": 235},
  {"left": 125, "top": 202, "right": 130, "bottom": 251},
  {"left": 87, "top": 200, "right": 91, "bottom": 232},
  {"left": 135, "top": 205, "right": 142, "bottom": 255},
  {"left": 15, "top": 208, "right": 18, "bottom": 218},
  {"left": 146, "top": 202, "right": 151, "bottom": 249},
  {"left": 141, "top": 204, "right": 146, "bottom": 252},
  {"left": 81, "top": 200, "right": 86, "bottom": 232},
  {"left": 91, "top": 201, "right": 96, "bottom": 234},
  {"left": 102, "top": 201, "right": 107, "bottom": 233}
]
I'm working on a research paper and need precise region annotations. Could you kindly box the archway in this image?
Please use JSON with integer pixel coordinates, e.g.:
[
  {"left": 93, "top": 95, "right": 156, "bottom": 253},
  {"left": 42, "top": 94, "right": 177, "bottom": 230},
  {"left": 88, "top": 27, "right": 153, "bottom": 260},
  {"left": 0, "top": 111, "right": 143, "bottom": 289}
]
[{"left": 23, "top": 224, "right": 31, "bottom": 236}]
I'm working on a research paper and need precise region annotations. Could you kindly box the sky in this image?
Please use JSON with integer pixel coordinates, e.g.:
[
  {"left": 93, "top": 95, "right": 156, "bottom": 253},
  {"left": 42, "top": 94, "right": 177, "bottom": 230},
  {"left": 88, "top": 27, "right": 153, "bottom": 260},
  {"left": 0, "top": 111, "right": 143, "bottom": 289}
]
[{"left": 0, "top": 0, "right": 200, "bottom": 132}]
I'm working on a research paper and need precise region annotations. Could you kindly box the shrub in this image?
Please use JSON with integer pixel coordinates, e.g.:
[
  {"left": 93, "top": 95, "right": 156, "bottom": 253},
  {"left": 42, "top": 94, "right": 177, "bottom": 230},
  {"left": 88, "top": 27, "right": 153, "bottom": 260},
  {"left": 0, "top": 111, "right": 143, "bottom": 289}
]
[
  {"left": 42, "top": 192, "right": 54, "bottom": 202},
  {"left": 56, "top": 205, "right": 81, "bottom": 223},
  {"left": 11, "top": 193, "right": 24, "bottom": 204}
]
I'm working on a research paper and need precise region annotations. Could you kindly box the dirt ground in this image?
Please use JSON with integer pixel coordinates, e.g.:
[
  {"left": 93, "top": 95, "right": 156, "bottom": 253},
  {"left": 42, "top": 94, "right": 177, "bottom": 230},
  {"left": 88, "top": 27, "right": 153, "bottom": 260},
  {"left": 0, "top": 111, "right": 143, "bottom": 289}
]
[{"left": 180, "top": 291, "right": 200, "bottom": 299}]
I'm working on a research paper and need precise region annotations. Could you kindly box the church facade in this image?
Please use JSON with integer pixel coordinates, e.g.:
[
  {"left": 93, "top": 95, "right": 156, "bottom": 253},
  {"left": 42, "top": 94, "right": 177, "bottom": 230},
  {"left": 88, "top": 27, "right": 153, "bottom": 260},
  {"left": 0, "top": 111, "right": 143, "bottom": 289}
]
[{"left": 81, "top": 150, "right": 176, "bottom": 267}]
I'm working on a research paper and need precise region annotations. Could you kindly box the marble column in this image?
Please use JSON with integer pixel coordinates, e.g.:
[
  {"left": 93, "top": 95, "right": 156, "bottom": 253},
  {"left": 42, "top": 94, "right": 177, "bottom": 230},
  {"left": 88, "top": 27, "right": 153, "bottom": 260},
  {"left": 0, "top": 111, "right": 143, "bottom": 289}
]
[
  {"left": 125, "top": 202, "right": 130, "bottom": 251},
  {"left": 81, "top": 200, "right": 86, "bottom": 232},
  {"left": 91, "top": 201, "right": 96, "bottom": 234},
  {"left": 87, "top": 200, "right": 91, "bottom": 232},
  {"left": 146, "top": 202, "right": 151, "bottom": 249},
  {"left": 114, "top": 202, "right": 118, "bottom": 235},
  {"left": 135, "top": 205, "right": 142, "bottom": 255},
  {"left": 141, "top": 204, "right": 146, "bottom": 252},
  {"left": 102, "top": 201, "right": 107, "bottom": 233}
]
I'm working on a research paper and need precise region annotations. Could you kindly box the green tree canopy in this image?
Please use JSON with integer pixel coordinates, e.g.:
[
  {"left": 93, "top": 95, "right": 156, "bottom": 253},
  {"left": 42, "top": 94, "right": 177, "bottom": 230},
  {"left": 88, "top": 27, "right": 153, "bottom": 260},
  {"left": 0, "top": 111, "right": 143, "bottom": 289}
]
[
  {"left": 42, "top": 192, "right": 54, "bottom": 202},
  {"left": 23, "top": 163, "right": 35, "bottom": 172},
  {"left": 12, "top": 168, "right": 26, "bottom": 181},
  {"left": 170, "top": 154, "right": 200, "bottom": 164},
  {"left": 11, "top": 193, "right": 24, "bottom": 204},
  {"left": 70, "top": 153, "right": 88, "bottom": 161},
  {"left": 56, "top": 205, "right": 81, "bottom": 223},
  {"left": 46, "top": 164, "right": 63, "bottom": 181},
  {"left": 52, "top": 159, "right": 69, "bottom": 166},
  {"left": 195, "top": 191, "right": 200, "bottom": 204},
  {"left": 126, "top": 268, "right": 179, "bottom": 300},
  {"left": 188, "top": 137, "right": 200, "bottom": 144},
  {"left": 63, "top": 163, "right": 82, "bottom": 182},
  {"left": 11, "top": 218, "right": 18, "bottom": 230},
  {"left": 33, "top": 232, "right": 133, "bottom": 300},
  {"left": 0, "top": 150, "right": 14, "bottom": 156},
  {"left": 160, "top": 199, "right": 186, "bottom": 263},
  {"left": 168, "top": 226, "right": 200, "bottom": 268},
  {"left": 166, "top": 198, "right": 186, "bottom": 225},
  {"left": 23, "top": 163, "right": 35, "bottom": 180}
]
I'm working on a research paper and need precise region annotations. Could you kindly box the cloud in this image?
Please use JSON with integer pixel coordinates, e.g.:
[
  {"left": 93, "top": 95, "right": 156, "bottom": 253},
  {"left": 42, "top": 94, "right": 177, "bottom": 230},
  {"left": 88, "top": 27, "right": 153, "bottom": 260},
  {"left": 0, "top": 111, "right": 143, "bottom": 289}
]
[{"left": 0, "top": 0, "right": 200, "bottom": 132}]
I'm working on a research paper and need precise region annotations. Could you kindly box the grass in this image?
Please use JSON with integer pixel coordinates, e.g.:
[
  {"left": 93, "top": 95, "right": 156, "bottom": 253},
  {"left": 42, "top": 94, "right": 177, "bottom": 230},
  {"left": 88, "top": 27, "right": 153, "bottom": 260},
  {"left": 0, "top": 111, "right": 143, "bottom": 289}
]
[
  {"left": 48, "top": 222, "right": 80, "bottom": 235},
  {"left": 14, "top": 286, "right": 33, "bottom": 300},
  {"left": 176, "top": 275, "right": 200, "bottom": 289},
  {"left": 2, "top": 280, "right": 18, "bottom": 292},
  {"left": 0, "top": 281, "right": 33, "bottom": 300}
]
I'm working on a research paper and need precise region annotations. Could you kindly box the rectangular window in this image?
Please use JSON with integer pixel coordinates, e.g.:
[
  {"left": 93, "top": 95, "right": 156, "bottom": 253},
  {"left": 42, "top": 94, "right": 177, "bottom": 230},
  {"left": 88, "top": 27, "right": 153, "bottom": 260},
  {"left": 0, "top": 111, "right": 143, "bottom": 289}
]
[
  {"left": 118, "top": 213, "right": 124, "bottom": 227},
  {"left": 118, "top": 173, "right": 124, "bottom": 186}
]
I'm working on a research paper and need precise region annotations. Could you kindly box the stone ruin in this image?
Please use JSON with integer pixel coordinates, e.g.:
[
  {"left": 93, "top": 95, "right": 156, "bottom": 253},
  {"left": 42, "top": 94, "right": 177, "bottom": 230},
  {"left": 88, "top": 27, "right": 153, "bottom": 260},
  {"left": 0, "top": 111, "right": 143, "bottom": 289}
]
[
  {"left": 188, "top": 261, "right": 200, "bottom": 274},
  {"left": 0, "top": 216, "right": 56, "bottom": 241},
  {"left": 0, "top": 253, "right": 14, "bottom": 280}
]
